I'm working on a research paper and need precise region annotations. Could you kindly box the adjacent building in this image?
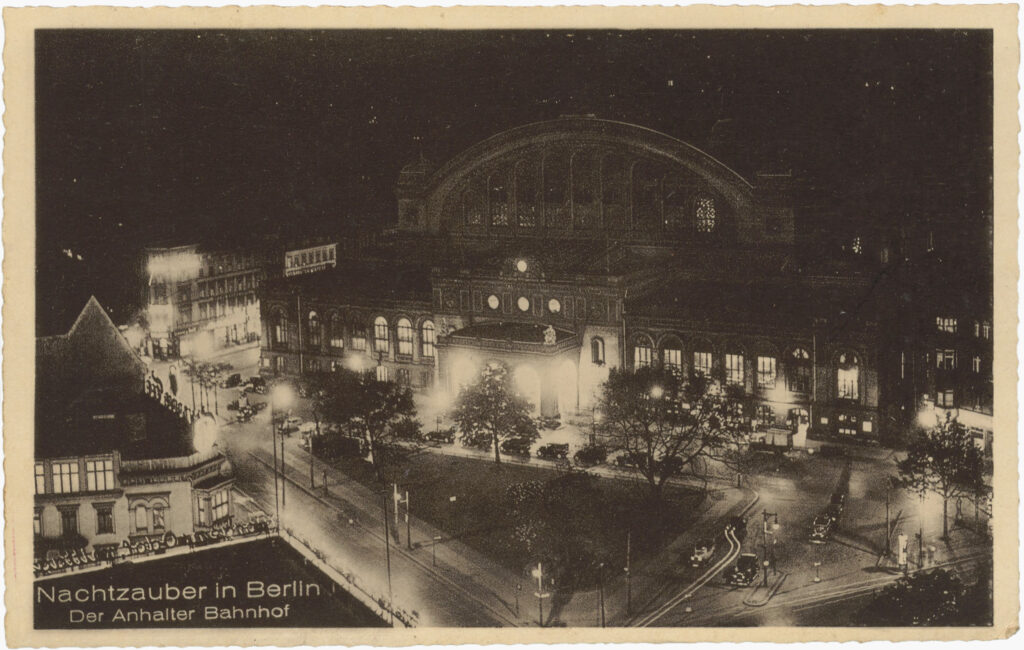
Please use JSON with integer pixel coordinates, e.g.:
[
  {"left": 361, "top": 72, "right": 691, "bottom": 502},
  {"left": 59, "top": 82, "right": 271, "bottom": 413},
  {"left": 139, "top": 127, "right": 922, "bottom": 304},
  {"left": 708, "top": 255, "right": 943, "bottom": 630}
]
[{"left": 35, "top": 297, "right": 234, "bottom": 564}]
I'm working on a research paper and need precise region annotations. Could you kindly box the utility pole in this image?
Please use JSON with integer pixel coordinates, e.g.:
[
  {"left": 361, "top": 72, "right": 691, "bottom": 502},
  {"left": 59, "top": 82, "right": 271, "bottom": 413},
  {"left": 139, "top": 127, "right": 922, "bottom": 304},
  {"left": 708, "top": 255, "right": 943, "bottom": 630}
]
[
  {"left": 271, "top": 399, "right": 280, "bottom": 526},
  {"left": 625, "top": 530, "right": 632, "bottom": 614},
  {"left": 381, "top": 492, "right": 394, "bottom": 626},
  {"left": 405, "top": 490, "right": 411, "bottom": 550}
]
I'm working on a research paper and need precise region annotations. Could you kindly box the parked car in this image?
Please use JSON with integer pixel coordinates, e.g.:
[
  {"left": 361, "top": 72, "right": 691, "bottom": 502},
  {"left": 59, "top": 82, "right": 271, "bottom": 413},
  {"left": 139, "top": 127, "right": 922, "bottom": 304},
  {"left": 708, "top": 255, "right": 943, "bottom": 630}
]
[
  {"left": 247, "top": 376, "right": 267, "bottom": 394},
  {"left": 573, "top": 444, "right": 608, "bottom": 468},
  {"left": 726, "top": 553, "right": 761, "bottom": 586},
  {"left": 536, "top": 443, "right": 569, "bottom": 461},
  {"left": 725, "top": 515, "right": 748, "bottom": 542},
  {"left": 689, "top": 537, "right": 717, "bottom": 567},
  {"left": 500, "top": 437, "right": 532, "bottom": 458},
  {"left": 279, "top": 416, "right": 302, "bottom": 435},
  {"left": 219, "top": 373, "right": 242, "bottom": 389},
  {"left": 425, "top": 427, "right": 456, "bottom": 445},
  {"left": 614, "top": 452, "right": 648, "bottom": 470}
]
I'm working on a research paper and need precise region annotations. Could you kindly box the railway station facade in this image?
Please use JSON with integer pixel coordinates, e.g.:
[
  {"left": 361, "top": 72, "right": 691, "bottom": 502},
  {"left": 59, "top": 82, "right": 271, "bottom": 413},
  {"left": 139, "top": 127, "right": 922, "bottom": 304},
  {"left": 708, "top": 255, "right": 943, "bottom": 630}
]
[{"left": 260, "top": 117, "right": 905, "bottom": 443}]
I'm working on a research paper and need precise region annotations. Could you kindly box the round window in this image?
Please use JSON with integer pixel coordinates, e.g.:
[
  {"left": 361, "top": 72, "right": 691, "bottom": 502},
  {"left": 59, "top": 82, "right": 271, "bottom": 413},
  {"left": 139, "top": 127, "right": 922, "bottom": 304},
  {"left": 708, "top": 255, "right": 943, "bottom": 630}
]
[
  {"left": 548, "top": 298, "right": 561, "bottom": 314},
  {"left": 487, "top": 295, "right": 500, "bottom": 310},
  {"left": 517, "top": 297, "right": 530, "bottom": 312}
]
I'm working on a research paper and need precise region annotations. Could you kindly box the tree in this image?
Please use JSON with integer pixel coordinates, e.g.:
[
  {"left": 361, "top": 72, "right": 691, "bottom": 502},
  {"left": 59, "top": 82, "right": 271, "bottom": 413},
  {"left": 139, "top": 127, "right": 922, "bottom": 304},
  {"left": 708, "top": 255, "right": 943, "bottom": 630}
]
[
  {"left": 595, "top": 365, "right": 745, "bottom": 504},
  {"left": 897, "top": 414, "right": 986, "bottom": 539},
  {"left": 305, "top": 369, "right": 419, "bottom": 481},
  {"left": 857, "top": 569, "right": 966, "bottom": 626},
  {"left": 450, "top": 363, "right": 539, "bottom": 465}
]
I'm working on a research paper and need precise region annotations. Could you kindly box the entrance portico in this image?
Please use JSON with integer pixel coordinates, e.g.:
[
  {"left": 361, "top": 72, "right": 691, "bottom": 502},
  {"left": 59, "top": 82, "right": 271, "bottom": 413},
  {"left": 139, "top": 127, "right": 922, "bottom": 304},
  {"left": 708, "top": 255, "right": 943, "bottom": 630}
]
[{"left": 438, "top": 322, "right": 580, "bottom": 418}]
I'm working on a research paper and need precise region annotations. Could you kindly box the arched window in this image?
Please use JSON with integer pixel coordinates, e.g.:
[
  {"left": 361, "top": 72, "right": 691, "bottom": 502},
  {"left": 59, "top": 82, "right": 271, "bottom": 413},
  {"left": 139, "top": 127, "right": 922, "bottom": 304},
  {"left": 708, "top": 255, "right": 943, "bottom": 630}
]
[
  {"left": 662, "top": 338, "right": 683, "bottom": 373},
  {"left": 376, "top": 365, "right": 390, "bottom": 383},
  {"left": 421, "top": 321, "right": 436, "bottom": 358},
  {"left": 788, "top": 348, "right": 811, "bottom": 392},
  {"left": 591, "top": 337, "right": 606, "bottom": 365},
  {"left": 633, "top": 335, "right": 653, "bottom": 369},
  {"left": 307, "top": 311, "right": 321, "bottom": 347},
  {"left": 693, "top": 348, "right": 713, "bottom": 376},
  {"left": 725, "top": 351, "right": 744, "bottom": 385},
  {"left": 757, "top": 355, "right": 777, "bottom": 388},
  {"left": 397, "top": 318, "right": 414, "bottom": 356},
  {"left": 696, "top": 196, "right": 717, "bottom": 232},
  {"left": 272, "top": 310, "right": 288, "bottom": 347},
  {"left": 489, "top": 173, "right": 510, "bottom": 226},
  {"left": 837, "top": 352, "right": 860, "bottom": 400},
  {"left": 329, "top": 314, "right": 344, "bottom": 351},
  {"left": 351, "top": 320, "right": 367, "bottom": 351},
  {"left": 374, "top": 317, "right": 389, "bottom": 353},
  {"left": 134, "top": 504, "right": 148, "bottom": 532}
]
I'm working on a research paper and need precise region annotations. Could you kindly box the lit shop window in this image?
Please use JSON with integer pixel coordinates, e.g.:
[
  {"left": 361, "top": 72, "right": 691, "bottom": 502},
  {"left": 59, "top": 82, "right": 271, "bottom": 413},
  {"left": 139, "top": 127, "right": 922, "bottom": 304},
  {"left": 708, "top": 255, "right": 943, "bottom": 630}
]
[
  {"left": 936, "top": 390, "right": 955, "bottom": 408},
  {"left": 53, "top": 462, "right": 80, "bottom": 494},
  {"left": 633, "top": 337, "right": 653, "bottom": 368},
  {"left": 936, "top": 349, "right": 957, "bottom": 370},
  {"left": 757, "top": 356, "right": 777, "bottom": 388},
  {"left": 307, "top": 311, "right": 322, "bottom": 347},
  {"left": 85, "top": 459, "right": 114, "bottom": 492},
  {"left": 421, "top": 321, "right": 436, "bottom": 358},
  {"left": 35, "top": 463, "right": 46, "bottom": 494},
  {"left": 837, "top": 353, "right": 860, "bottom": 400},
  {"left": 374, "top": 317, "right": 389, "bottom": 353},
  {"left": 663, "top": 347, "right": 683, "bottom": 373},
  {"left": 693, "top": 352, "right": 713, "bottom": 376},
  {"left": 397, "top": 318, "right": 414, "bottom": 356},
  {"left": 725, "top": 354, "right": 744, "bottom": 385},
  {"left": 787, "top": 349, "right": 811, "bottom": 393},
  {"left": 936, "top": 317, "right": 958, "bottom": 334},
  {"left": 212, "top": 490, "right": 229, "bottom": 524}
]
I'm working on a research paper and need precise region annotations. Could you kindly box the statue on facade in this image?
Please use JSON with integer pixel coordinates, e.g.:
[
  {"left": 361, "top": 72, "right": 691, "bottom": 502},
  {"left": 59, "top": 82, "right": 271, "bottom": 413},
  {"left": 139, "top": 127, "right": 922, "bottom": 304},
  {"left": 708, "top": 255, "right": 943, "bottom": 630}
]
[{"left": 543, "top": 324, "right": 557, "bottom": 345}]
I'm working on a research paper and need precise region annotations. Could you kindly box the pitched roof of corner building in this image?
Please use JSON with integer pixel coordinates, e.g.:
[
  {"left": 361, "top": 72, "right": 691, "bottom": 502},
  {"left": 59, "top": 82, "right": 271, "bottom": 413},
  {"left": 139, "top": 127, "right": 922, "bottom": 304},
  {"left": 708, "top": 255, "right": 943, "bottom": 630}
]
[{"left": 35, "top": 297, "right": 194, "bottom": 460}]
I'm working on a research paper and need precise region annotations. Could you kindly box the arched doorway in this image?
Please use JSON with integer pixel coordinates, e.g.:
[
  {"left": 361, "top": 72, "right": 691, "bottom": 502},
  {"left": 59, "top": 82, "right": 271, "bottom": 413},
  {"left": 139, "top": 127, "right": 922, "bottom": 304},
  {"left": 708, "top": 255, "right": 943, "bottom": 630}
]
[
  {"left": 556, "top": 359, "right": 578, "bottom": 417},
  {"left": 514, "top": 365, "right": 541, "bottom": 415}
]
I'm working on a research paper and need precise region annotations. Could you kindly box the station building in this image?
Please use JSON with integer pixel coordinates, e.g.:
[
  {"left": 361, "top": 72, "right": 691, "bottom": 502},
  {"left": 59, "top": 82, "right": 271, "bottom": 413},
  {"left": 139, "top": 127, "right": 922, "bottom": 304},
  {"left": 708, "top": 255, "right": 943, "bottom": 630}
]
[{"left": 260, "top": 117, "right": 915, "bottom": 444}]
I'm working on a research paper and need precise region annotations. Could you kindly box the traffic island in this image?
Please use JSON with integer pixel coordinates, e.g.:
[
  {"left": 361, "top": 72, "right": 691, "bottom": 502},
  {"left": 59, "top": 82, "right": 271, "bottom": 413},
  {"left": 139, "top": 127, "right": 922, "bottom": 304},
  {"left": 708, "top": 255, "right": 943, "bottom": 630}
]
[{"left": 742, "top": 572, "right": 788, "bottom": 607}]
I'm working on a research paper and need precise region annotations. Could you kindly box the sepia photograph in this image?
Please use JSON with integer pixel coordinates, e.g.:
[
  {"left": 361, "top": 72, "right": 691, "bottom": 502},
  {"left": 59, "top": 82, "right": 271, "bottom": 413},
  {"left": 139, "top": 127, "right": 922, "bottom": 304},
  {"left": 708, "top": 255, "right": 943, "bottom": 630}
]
[{"left": 3, "top": 4, "right": 1018, "bottom": 645}]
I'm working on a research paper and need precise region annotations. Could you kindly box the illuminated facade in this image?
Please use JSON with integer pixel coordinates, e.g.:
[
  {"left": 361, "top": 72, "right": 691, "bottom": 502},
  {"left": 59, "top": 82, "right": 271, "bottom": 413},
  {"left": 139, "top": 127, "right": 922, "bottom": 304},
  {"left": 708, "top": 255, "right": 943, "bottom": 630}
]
[
  {"left": 36, "top": 298, "right": 234, "bottom": 564},
  {"left": 142, "top": 244, "right": 265, "bottom": 358},
  {"left": 263, "top": 117, "right": 895, "bottom": 441}
]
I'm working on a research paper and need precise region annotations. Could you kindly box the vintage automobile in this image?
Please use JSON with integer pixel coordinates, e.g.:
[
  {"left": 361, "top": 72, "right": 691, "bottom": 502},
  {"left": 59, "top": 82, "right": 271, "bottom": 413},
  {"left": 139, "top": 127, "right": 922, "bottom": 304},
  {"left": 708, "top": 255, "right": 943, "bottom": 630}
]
[
  {"left": 500, "top": 437, "right": 532, "bottom": 458},
  {"left": 726, "top": 553, "right": 761, "bottom": 586},
  {"left": 536, "top": 443, "right": 569, "bottom": 461},
  {"left": 829, "top": 492, "right": 846, "bottom": 516},
  {"left": 219, "top": 373, "right": 242, "bottom": 389},
  {"left": 689, "top": 537, "right": 717, "bottom": 567},
  {"left": 425, "top": 427, "right": 456, "bottom": 445},
  {"left": 809, "top": 510, "right": 839, "bottom": 543}
]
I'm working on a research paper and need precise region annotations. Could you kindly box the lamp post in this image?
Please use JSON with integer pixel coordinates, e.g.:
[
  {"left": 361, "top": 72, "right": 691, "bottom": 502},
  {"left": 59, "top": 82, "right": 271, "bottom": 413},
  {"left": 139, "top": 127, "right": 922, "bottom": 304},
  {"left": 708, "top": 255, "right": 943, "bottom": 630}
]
[
  {"left": 432, "top": 535, "right": 442, "bottom": 567},
  {"left": 813, "top": 561, "right": 821, "bottom": 583},
  {"left": 597, "top": 562, "right": 606, "bottom": 628},
  {"left": 761, "top": 509, "right": 780, "bottom": 588},
  {"left": 270, "top": 383, "right": 294, "bottom": 524}
]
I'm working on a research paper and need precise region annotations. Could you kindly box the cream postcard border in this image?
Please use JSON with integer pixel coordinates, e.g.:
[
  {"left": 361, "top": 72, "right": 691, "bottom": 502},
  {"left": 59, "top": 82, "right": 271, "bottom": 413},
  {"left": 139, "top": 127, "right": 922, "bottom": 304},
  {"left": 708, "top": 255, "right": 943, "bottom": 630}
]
[{"left": 3, "top": 4, "right": 1019, "bottom": 646}]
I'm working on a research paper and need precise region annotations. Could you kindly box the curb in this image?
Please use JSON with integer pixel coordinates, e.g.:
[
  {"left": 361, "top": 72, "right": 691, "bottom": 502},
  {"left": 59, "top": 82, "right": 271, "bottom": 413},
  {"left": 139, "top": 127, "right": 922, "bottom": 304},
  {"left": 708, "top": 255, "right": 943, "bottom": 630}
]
[{"left": 742, "top": 572, "right": 789, "bottom": 607}]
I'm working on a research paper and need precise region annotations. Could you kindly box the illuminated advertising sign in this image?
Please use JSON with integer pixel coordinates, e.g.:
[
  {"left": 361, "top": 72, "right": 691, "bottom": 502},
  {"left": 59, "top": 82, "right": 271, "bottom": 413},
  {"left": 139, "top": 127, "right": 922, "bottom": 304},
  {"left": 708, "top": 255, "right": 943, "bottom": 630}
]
[{"left": 284, "top": 243, "right": 337, "bottom": 277}]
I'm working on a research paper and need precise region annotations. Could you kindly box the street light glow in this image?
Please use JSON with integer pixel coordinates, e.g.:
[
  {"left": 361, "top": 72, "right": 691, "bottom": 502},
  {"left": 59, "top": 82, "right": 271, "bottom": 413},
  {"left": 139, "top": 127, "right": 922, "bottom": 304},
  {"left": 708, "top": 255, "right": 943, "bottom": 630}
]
[
  {"left": 272, "top": 383, "right": 295, "bottom": 410},
  {"left": 650, "top": 385, "right": 664, "bottom": 400}
]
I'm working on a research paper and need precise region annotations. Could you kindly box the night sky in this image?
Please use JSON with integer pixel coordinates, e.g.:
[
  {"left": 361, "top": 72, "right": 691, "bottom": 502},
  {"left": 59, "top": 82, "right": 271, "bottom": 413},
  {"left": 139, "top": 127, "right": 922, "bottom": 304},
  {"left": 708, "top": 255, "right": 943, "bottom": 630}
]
[{"left": 35, "top": 29, "right": 992, "bottom": 331}]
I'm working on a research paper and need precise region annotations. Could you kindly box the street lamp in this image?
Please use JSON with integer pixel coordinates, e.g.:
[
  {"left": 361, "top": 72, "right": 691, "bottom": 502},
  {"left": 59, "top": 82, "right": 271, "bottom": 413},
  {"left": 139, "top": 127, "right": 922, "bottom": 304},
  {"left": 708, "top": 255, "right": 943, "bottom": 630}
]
[
  {"left": 813, "top": 561, "right": 822, "bottom": 583},
  {"left": 271, "top": 383, "right": 295, "bottom": 523},
  {"left": 649, "top": 385, "right": 664, "bottom": 400},
  {"left": 761, "top": 509, "right": 780, "bottom": 587}
]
